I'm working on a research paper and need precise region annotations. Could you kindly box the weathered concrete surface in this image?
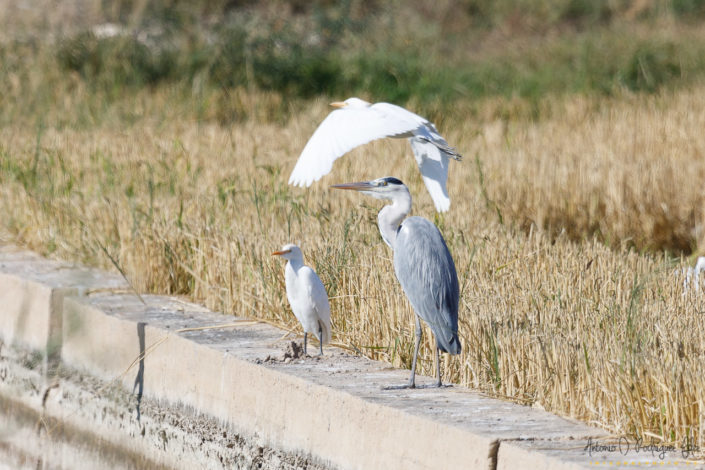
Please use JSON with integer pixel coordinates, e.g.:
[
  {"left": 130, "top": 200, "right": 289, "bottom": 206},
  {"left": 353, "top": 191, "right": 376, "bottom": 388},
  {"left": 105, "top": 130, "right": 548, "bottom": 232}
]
[
  {"left": 0, "top": 245, "right": 127, "bottom": 369},
  {"left": 0, "top": 343, "right": 328, "bottom": 470},
  {"left": 62, "top": 292, "right": 609, "bottom": 470},
  {"left": 497, "top": 438, "right": 705, "bottom": 469}
]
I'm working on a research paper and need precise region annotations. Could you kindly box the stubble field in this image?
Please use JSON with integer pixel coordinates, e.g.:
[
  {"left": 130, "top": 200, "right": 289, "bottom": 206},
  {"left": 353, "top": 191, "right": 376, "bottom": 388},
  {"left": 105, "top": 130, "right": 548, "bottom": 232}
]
[{"left": 2, "top": 0, "right": 705, "bottom": 449}]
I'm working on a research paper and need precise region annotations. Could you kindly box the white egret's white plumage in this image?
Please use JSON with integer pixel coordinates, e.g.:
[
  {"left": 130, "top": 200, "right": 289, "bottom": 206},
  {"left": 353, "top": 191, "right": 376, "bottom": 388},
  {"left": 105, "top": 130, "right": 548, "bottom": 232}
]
[
  {"left": 273, "top": 244, "right": 332, "bottom": 355},
  {"left": 332, "top": 177, "right": 461, "bottom": 388},
  {"left": 289, "top": 98, "right": 462, "bottom": 212}
]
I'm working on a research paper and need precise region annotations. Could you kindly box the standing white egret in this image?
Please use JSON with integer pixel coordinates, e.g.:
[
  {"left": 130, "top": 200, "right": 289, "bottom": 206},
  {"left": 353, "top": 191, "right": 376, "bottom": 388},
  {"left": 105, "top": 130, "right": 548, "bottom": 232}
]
[
  {"left": 289, "top": 98, "right": 462, "bottom": 212},
  {"left": 273, "top": 244, "right": 332, "bottom": 356},
  {"left": 332, "top": 177, "right": 461, "bottom": 388}
]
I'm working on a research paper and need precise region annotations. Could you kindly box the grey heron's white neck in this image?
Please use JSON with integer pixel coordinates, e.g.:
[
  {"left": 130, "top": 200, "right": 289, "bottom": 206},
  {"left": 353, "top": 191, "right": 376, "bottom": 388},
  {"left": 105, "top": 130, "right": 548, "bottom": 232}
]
[{"left": 377, "top": 192, "right": 412, "bottom": 249}]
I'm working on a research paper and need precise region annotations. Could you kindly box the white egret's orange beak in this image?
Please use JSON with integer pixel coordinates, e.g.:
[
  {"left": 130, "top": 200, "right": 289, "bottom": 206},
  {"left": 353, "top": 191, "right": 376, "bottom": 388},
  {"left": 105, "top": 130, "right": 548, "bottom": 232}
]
[
  {"left": 329, "top": 101, "right": 347, "bottom": 108},
  {"left": 272, "top": 249, "right": 292, "bottom": 256}
]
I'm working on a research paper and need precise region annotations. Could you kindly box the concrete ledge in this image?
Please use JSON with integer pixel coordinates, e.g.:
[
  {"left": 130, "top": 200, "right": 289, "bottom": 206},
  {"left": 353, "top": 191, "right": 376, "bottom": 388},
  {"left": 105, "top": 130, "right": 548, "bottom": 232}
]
[
  {"left": 0, "top": 245, "right": 127, "bottom": 371},
  {"left": 496, "top": 437, "right": 693, "bottom": 469},
  {"left": 0, "top": 344, "right": 327, "bottom": 470},
  {"left": 3, "top": 246, "right": 696, "bottom": 469},
  {"left": 62, "top": 293, "right": 505, "bottom": 469}
]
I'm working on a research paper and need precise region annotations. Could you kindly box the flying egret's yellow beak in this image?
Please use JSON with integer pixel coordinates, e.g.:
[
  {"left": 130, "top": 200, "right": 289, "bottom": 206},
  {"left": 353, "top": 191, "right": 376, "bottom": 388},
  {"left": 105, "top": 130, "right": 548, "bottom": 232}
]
[
  {"left": 272, "top": 249, "right": 292, "bottom": 256},
  {"left": 330, "top": 181, "right": 375, "bottom": 191},
  {"left": 329, "top": 101, "right": 347, "bottom": 108}
]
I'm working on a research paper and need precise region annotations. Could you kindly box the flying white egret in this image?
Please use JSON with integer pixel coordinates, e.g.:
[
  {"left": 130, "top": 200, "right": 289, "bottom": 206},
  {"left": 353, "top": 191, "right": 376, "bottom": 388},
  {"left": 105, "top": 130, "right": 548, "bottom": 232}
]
[
  {"left": 273, "top": 244, "right": 332, "bottom": 356},
  {"left": 332, "top": 177, "right": 461, "bottom": 388},
  {"left": 289, "top": 97, "right": 462, "bottom": 212}
]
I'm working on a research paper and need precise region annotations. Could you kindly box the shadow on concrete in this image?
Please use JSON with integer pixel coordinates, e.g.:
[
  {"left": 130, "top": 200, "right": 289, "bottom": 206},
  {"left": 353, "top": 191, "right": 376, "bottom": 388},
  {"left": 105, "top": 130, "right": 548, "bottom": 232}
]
[{"left": 133, "top": 322, "right": 145, "bottom": 422}]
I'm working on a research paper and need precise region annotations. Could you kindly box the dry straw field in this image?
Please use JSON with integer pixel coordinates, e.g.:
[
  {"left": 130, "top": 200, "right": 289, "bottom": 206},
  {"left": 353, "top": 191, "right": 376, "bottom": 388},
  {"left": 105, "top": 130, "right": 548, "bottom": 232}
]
[{"left": 2, "top": 0, "right": 705, "bottom": 450}]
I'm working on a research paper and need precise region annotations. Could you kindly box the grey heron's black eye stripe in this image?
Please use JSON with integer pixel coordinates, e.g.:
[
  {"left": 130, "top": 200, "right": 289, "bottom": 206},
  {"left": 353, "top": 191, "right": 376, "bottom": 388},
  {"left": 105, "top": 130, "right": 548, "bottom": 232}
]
[{"left": 381, "top": 177, "right": 403, "bottom": 185}]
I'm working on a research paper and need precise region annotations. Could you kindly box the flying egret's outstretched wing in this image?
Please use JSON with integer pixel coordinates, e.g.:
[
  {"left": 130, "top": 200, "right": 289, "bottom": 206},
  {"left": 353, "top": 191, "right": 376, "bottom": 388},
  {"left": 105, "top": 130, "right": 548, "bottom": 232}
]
[
  {"left": 409, "top": 122, "right": 462, "bottom": 212},
  {"left": 288, "top": 104, "right": 422, "bottom": 187},
  {"left": 393, "top": 216, "right": 460, "bottom": 354},
  {"left": 409, "top": 135, "right": 451, "bottom": 212}
]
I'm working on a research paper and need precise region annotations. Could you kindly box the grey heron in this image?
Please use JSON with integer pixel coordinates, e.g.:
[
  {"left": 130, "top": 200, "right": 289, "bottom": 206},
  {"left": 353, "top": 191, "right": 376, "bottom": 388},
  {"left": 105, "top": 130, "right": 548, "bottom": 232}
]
[
  {"left": 273, "top": 244, "right": 332, "bottom": 356},
  {"left": 289, "top": 97, "right": 462, "bottom": 212},
  {"left": 332, "top": 177, "right": 461, "bottom": 387}
]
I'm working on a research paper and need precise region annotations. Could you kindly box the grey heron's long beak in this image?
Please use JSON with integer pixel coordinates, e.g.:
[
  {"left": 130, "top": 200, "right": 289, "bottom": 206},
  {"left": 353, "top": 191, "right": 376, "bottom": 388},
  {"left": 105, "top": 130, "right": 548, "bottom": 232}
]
[
  {"left": 329, "top": 101, "right": 347, "bottom": 108},
  {"left": 330, "top": 182, "right": 375, "bottom": 191},
  {"left": 272, "top": 249, "right": 292, "bottom": 256}
]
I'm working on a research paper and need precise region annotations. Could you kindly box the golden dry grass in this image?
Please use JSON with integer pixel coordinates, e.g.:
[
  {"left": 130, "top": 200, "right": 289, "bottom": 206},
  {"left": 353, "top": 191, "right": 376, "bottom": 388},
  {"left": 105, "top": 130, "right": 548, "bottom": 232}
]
[
  {"left": 2, "top": 86, "right": 705, "bottom": 448},
  {"left": 477, "top": 92, "right": 705, "bottom": 253}
]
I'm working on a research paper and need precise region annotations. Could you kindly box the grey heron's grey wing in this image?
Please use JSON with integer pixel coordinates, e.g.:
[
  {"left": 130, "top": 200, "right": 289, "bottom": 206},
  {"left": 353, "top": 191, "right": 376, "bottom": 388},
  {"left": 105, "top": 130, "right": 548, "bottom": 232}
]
[{"left": 393, "top": 217, "right": 460, "bottom": 353}]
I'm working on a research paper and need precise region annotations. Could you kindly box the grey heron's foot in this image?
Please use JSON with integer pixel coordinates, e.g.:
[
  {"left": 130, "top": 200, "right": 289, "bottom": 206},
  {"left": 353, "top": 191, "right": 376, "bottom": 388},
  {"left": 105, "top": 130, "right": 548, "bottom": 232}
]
[
  {"left": 414, "top": 383, "right": 452, "bottom": 389},
  {"left": 391, "top": 383, "right": 452, "bottom": 390},
  {"left": 434, "top": 382, "right": 454, "bottom": 389},
  {"left": 381, "top": 381, "right": 453, "bottom": 390},
  {"left": 381, "top": 383, "right": 416, "bottom": 391},
  {"left": 382, "top": 376, "right": 416, "bottom": 390}
]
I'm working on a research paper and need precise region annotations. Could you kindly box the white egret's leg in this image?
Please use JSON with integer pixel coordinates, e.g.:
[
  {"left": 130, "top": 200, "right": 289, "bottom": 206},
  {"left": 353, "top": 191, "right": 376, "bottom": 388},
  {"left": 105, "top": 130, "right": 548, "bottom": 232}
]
[
  {"left": 318, "top": 324, "right": 324, "bottom": 356},
  {"left": 304, "top": 332, "right": 308, "bottom": 356}
]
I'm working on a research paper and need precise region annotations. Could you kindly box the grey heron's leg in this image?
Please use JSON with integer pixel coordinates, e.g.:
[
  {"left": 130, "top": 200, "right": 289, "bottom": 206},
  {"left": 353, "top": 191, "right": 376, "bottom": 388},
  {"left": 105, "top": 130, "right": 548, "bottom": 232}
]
[
  {"left": 435, "top": 347, "right": 442, "bottom": 387},
  {"left": 408, "top": 316, "right": 423, "bottom": 388},
  {"left": 318, "top": 323, "right": 324, "bottom": 356},
  {"left": 304, "top": 332, "right": 308, "bottom": 356},
  {"left": 382, "top": 316, "right": 422, "bottom": 390}
]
